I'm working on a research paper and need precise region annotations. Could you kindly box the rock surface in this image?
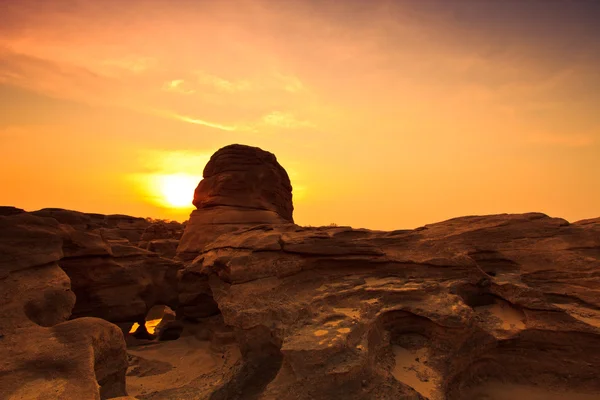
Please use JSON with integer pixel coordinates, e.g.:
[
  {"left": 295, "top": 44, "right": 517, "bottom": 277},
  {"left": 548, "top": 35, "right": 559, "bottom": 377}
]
[
  {"left": 0, "top": 213, "right": 129, "bottom": 400},
  {"left": 2, "top": 143, "right": 600, "bottom": 400},
  {"left": 176, "top": 214, "right": 600, "bottom": 399},
  {"left": 32, "top": 208, "right": 152, "bottom": 244},
  {"left": 178, "top": 144, "right": 294, "bottom": 261},
  {"left": 173, "top": 144, "right": 600, "bottom": 400}
]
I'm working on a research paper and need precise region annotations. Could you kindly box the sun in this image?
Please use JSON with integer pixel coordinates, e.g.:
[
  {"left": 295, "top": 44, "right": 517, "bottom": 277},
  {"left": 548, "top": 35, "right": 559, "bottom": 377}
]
[{"left": 157, "top": 174, "right": 200, "bottom": 208}]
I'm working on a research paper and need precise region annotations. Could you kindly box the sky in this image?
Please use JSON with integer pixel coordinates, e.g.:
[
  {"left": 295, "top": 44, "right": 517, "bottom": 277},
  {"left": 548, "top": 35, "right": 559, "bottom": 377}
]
[{"left": 1, "top": 0, "right": 599, "bottom": 230}]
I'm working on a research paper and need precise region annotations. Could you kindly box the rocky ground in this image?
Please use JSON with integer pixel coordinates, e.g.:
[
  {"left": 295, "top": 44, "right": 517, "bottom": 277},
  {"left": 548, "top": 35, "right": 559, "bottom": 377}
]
[{"left": 1, "top": 144, "right": 599, "bottom": 399}]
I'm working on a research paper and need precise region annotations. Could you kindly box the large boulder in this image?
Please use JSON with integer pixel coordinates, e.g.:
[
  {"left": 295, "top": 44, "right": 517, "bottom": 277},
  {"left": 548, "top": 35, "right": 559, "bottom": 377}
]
[
  {"left": 177, "top": 144, "right": 295, "bottom": 260},
  {"left": 194, "top": 144, "right": 294, "bottom": 221}
]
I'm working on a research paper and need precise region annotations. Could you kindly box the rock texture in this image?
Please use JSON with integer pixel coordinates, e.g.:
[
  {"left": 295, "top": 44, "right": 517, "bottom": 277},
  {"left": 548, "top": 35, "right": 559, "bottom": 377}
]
[
  {"left": 175, "top": 215, "right": 600, "bottom": 399},
  {"left": 0, "top": 213, "right": 129, "bottom": 400},
  {"left": 31, "top": 208, "right": 152, "bottom": 245},
  {"left": 178, "top": 144, "right": 294, "bottom": 260},
  {"left": 60, "top": 230, "right": 183, "bottom": 324},
  {"left": 138, "top": 220, "right": 185, "bottom": 258},
  {"left": 172, "top": 144, "right": 600, "bottom": 400}
]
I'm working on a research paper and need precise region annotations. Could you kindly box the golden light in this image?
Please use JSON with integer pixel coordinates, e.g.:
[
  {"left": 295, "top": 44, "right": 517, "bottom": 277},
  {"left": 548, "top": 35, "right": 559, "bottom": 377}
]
[
  {"left": 129, "top": 319, "right": 162, "bottom": 335},
  {"left": 128, "top": 150, "right": 209, "bottom": 212},
  {"left": 157, "top": 173, "right": 199, "bottom": 208}
]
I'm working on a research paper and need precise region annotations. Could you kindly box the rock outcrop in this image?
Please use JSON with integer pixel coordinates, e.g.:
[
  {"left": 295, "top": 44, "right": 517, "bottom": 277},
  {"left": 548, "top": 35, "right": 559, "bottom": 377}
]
[
  {"left": 177, "top": 144, "right": 294, "bottom": 260},
  {"left": 59, "top": 227, "right": 183, "bottom": 324},
  {"left": 176, "top": 215, "right": 600, "bottom": 399},
  {"left": 31, "top": 208, "right": 152, "bottom": 245},
  {"left": 138, "top": 220, "right": 185, "bottom": 258},
  {"left": 0, "top": 213, "right": 129, "bottom": 400},
  {"left": 173, "top": 144, "right": 600, "bottom": 399}
]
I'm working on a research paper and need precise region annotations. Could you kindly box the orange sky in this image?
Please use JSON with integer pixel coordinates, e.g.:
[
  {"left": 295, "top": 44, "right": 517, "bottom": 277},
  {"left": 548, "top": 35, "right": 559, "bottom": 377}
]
[{"left": 1, "top": 0, "right": 599, "bottom": 230}]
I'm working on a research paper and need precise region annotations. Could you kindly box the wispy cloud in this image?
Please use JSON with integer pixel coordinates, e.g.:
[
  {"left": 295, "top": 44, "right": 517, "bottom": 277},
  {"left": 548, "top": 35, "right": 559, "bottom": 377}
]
[
  {"left": 162, "top": 79, "right": 195, "bottom": 94},
  {"left": 274, "top": 72, "right": 305, "bottom": 93},
  {"left": 101, "top": 56, "right": 156, "bottom": 74},
  {"left": 195, "top": 70, "right": 253, "bottom": 92},
  {"left": 261, "top": 111, "right": 314, "bottom": 129},
  {"left": 170, "top": 113, "right": 238, "bottom": 131}
]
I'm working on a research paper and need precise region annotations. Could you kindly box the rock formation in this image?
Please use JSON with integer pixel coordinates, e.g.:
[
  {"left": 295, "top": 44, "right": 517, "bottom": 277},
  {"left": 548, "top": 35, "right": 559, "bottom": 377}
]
[
  {"left": 2, "top": 143, "right": 600, "bottom": 400},
  {"left": 138, "top": 220, "right": 185, "bottom": 258},
  {"left": 178, "top": 144, "right": 294, "bottom": 260},
  {"left": 31, "top": 208, "right": 152, "bottom": 245},
  {"left": 173, "top": 144, "right": 600, "bottom": 399},
  {"left": 59, "top": 224, "right": 182, "bottom": 324},
  {"left": 0, "top": 213, "right": 129, "bottom": 399}
]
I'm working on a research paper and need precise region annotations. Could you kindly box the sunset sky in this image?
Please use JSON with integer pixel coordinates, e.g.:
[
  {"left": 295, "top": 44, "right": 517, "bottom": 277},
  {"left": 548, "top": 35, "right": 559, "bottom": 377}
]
[{"left": 1, "top": 0, "right": 599, "bottom": 230}]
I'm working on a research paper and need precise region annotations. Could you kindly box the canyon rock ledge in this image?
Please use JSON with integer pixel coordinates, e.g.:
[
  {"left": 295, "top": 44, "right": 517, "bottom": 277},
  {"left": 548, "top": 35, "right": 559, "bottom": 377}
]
[{"left": 175, "top": 144, "right": 600, "bottom": 399}]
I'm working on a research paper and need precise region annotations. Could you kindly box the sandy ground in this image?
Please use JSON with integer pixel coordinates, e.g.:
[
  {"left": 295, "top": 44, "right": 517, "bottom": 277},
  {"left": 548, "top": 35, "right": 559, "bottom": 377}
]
[
  {"left": 391, "top": 345, "right": 442, "bottom": 400},
  {"left": 125, "top": 323, "right": 240, "bottom": 399},
  {"left": 463, "top": 383, "right": 600, "bottom": 400},
  {"left": 474, "top": 300, "right": 526, "bottom": 331}
]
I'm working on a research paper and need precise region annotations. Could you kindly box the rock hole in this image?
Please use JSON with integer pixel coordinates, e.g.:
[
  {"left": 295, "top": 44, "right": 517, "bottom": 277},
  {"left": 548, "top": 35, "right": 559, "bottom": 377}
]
[
  {"left": 456, "top": 285, "right": 526, "bottom": 332},
  {"left": 129, "top": 305, "right": 181, "bottom": 341},
  {"left": 468, "top": 250, "right": 520, "bottom": 277},
  {"left": 372, "top": 311, "right": 445, "bottom": 400}
]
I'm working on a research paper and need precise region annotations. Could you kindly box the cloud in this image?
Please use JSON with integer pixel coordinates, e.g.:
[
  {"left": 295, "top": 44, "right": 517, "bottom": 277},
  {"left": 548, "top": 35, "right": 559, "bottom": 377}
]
[
  {"left": 162, "top": 79, "right": 195, "bottom": 94},
  {"left": 101, "top": 56, "right": 156, "bottom": 74},
  {"left": 195, "top": 70, "right": 253, "bottom": 92},
  {"left": 261, "top": 111, "right": 314, "bottom": 129},
  {"left": 274, "top": 72, "right": 305, "bottom": 93},
  {"left": 169, "top": 113, "right": 238, "bottom": 131},
  {"left": 0, "top": 48, "right": 115, "bottom": 104}
]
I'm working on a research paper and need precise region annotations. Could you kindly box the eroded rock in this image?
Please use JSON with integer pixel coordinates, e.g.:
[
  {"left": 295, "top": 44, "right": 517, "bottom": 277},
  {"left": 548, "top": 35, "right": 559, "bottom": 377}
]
[
  {"left": 0, "top": 213, "right": 128, "bottom": 400},
  {"left": 177, "top": 144, "right": 295, "bottom": 261},
  {"left": 173, "top": 145, "right": 600, "bottom": 399}
]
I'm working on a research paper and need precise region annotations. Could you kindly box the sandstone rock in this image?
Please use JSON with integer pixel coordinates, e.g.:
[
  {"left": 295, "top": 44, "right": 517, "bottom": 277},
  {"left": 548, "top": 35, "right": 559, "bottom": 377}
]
[
  {"left": 178, "top": 144, "right": 295, "bottom": 260},
  {"left": 31, "top": 208, "right": 151, "bottom": 245},
  {"left": 145, "top": 238, "right": 180, "bottom": 258},
  {"left": 139, "top": 220, "right": 184, "bottom": 245},
  {"left": 0, "top": 206, "right": 25, "bottom": 216},
  {"left": 194, "top": 144, "right": 294, "bottom": 221},
  {"left": 173, "top": 145, "right": 600, "bottom": 399},
  {"left": 178, "top": 213, "right": 600, "bottom": 399},
  {"left": 0, "top": 213, "right": 64, "bottom": 277},
  {"left": 0, "top": 213, "right": 129, "bottom": 399},
  {"left": 60, "top": 235, "right": 183, "bottom": 323},
  {"left": 32, "top": 207, "right": 96, "bottom": 230}
]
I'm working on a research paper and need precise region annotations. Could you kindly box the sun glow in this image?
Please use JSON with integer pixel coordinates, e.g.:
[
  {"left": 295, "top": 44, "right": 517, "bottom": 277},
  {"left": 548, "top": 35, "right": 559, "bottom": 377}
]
[{"left": 156, "top": 174, "right": 200, "bottom": 208}]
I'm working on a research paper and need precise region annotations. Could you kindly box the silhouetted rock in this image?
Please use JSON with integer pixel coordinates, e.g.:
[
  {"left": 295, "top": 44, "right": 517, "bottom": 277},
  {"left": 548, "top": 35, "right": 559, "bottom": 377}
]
[
  {"left": 138, "top": 220, "right": 184, "bottom": 257},
  {"left": 195, "top": 144, "right": 294, "bottom": 221},
  {"left": 140, "top": 220, "right": 185, "bottom": 243},
  {"left": 0, "top": 206, "right": 25, "bottom": 216},
  {"left": 32, "top": 208, "right": 152, "bottom": 244},
  {"left": 178, "top": 144, "right": 294, "bottom": 260}
]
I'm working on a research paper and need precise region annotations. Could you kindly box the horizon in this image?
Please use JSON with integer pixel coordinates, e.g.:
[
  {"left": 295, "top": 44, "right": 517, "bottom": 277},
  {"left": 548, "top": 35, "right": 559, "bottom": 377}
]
[{"left": 1, "top": 0, "right": 599, "bottom": 230}]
